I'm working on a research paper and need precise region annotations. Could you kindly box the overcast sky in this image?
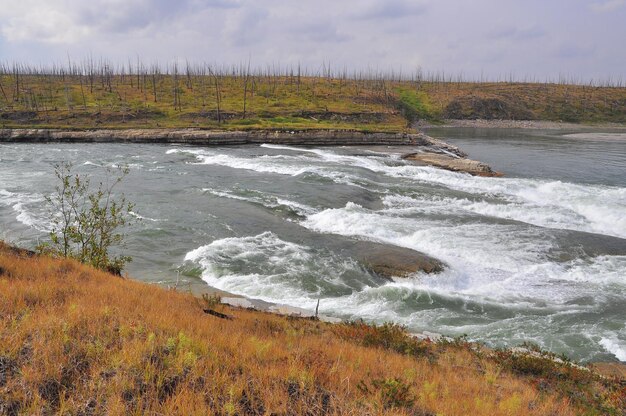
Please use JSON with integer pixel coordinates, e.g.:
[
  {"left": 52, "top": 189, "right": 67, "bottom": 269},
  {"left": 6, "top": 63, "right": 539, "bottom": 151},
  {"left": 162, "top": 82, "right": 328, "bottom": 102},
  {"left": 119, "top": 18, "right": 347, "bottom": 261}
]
[{"left": 0, "top": 0, "right": 624, "bottom": 82}]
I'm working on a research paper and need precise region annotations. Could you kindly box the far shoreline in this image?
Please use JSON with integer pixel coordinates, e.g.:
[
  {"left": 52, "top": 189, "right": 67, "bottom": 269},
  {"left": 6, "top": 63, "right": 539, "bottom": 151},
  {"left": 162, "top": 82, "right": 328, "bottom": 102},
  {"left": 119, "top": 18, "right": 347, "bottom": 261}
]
[
  {"left": 417, "top": 119, "right": 626, "bottom": 130},
  {"left": 0, "top": 128, "right": 465, "bottom": 158}
]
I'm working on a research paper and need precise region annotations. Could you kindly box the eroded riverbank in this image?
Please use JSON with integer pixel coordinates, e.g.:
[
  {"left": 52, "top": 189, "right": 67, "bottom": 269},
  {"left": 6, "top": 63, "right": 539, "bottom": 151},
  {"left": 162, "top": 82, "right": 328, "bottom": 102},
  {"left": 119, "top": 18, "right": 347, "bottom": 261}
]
[{"left": 0, "top": 128, "right": 459, "bottom": 149}]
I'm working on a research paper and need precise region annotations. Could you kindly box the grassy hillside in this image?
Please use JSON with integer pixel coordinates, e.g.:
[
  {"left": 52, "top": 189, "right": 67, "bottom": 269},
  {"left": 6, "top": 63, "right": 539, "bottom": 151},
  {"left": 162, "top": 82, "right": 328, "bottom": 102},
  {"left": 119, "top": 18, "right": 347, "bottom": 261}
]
[
  {"left": 1, "top": 69, "right": 624, "bottom": 131},
  {"left": 0, "top": 242, "right": 624, "bottom": 415},
  {"left": 422, "top": 82, "right": 626, "bottom": 124}
]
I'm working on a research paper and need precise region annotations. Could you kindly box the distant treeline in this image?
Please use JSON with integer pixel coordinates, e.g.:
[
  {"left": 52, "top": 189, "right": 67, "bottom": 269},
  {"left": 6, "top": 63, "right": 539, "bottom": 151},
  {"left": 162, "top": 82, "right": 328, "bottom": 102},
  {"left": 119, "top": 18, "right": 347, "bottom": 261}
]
[{"left": 0, "top": 59, "right": 624, "bottom": 130}]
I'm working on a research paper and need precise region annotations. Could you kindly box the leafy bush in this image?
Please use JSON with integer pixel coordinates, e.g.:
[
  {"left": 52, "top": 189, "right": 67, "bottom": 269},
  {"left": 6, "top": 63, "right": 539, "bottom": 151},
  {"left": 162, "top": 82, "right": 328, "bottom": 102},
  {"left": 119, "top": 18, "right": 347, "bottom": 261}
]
[
  {"left": 394, "top": 87, "right": 437, "bottom": 123},
  {"left": 38, "top": 162, "right": 133, "bottom": 274},
  {"left": 335, "top": 321, "right": 433, "bottom": 358},
  {"left": 374, "top": 378, "right": 415, "bottom": 409}
]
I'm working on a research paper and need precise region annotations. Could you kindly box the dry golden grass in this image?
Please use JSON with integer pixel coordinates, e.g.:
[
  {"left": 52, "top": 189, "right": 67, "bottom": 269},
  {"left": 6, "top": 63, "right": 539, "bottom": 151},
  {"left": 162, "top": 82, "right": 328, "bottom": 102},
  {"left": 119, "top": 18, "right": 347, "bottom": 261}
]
[{"left": 0, "top": 242, "right": 623, "bottom": 415}]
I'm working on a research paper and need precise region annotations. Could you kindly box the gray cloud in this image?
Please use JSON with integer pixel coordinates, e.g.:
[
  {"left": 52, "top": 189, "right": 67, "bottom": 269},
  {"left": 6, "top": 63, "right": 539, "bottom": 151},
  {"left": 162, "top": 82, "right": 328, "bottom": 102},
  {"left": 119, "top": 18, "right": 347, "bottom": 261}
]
[
  {"left": 288, "top": 21, "right": 351, "bottom": 43},
  {"left": 355, "top": 0, "right": 428, "bottom": 20},
  {"left": 0, "top": 0, "right": 624, "bottom": 82},
  {"left": 555, "top": 42, "right": 596, "bottom": 59},
  {"left": 590, "top": 0, "right": 625, "bottom": 12},
  {"left": 488, "top": 26, "right": 546, "bottom": 41}
]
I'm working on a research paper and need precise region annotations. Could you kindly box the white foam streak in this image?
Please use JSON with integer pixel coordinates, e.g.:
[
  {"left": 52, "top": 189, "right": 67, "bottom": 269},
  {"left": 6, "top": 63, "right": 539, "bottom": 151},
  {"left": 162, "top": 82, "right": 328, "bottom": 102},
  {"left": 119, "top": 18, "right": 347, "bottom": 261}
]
[
  {"left": 129, "top": 211, "right": 162, "bottom": 222},
  {"left": 0, "top": 189, "right": 50, "bottom": 231},
  {"left": 599, "top": 337, "right": 626, "bottom": 361},
  {"left": 202, "top": 188, "right": 317, "bottom": 216},
  {"left": 167, "top": 147, "right": 368, "bottom": 188}
]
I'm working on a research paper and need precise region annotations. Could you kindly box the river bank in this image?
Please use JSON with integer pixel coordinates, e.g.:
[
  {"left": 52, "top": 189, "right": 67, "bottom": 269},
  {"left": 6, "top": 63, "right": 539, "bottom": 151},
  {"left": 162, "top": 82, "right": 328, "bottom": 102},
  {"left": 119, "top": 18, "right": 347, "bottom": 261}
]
[
  {"left": 0, "top": 128, "right": 455, "bottom": 148},
  {"left": 417, "top": 119, "right": 626, "bottom": 130},
  {"left": 1, "top": 241, "right": 624, "bottom": 415}
]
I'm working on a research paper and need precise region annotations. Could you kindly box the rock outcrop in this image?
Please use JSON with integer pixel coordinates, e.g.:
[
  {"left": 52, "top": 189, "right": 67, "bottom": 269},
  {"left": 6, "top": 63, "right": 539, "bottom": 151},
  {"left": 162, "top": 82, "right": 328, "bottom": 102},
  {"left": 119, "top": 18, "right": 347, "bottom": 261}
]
[
  {"left": 0, "top": 128, "right": 463, "bottom": 154},
  {"left": 402, "top": 152, "right": 502, "bottom": 177},
  {"left": 349, "top": 240, "right": 445, "bottom": 279}
]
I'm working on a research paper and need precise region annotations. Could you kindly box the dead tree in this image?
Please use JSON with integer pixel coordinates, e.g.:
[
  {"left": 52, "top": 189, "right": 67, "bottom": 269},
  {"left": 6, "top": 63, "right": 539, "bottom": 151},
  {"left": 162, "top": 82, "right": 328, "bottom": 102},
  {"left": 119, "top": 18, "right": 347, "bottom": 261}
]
[
  {"left": 0, "top": 76, "right": 8, "bottom": 104},
  {"left": 172, "top": 63, "right": 181, "bottom": 111},
  {"left": 209, "top": 66, "right": 222, "bottom": 124},
  {"left": 151, "top": 64, "right": 159, "bottom": 103},
  {"left": 13, "top": 64, "right": 20, "bottom": 102},
  {"left": 242, "top": 60, "right": 251, "bottom": 119}
]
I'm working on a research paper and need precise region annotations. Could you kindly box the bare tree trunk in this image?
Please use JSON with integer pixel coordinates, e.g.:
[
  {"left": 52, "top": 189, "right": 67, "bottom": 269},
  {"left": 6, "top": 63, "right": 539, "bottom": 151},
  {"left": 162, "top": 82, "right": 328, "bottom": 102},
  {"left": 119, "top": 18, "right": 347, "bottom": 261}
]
[
  {"left": 129, "top": 59, "right": 133, "bottom": 88},
  {"left": 88, "top": 56, "right": 95, "bottom": 93},
  {"left": 64, "top": 84, "right": 72, "bottom": 113},
  {"left": 242, "top": 60, "right": 251, "bottom": 119},
  {"left": 143, "top": 71, "right": 147, "bottom": 102},
  {"left": 185, "top": 60, "right": 193, "bottom": 91},
  {"left": 210, "top": 67, "right": 222, "bottom": 124},
  {"left": 13, "top": 64, "right": 20, "bottom": 102},
  {"left": 297, "top": 63, "right": 301, "bottom": 93},
  {"left": 199, "top": 67, "right": 206, "bottom": 108},
  {"left": 152, "top": 71, "right": 158, "bottom": 102},
  {"left": 0, "top": 77, "right": 8, "bottom": 103},
  {"left": 136, "top": 57, "right": 141, "bottom": 91},
  {"left": 242, "top": 78, "right": 249, "bottom": 119},
  {"left": 173, "top": 64, "right": 177, "bottom": 110},
  {"left": 79, "top": 75, "right": 87, "bottom": 110}
]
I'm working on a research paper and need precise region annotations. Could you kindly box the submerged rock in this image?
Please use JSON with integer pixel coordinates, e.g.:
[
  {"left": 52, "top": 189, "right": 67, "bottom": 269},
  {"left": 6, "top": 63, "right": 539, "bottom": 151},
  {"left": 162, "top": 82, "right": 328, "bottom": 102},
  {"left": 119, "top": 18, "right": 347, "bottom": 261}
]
[
  {"left": 350, "top": 240, "right": 445, "bottom": 280},
  {"left": 303, "top": 234, "right": 446, "bottom": 280},
  {"left": 402, "top": 152, "right": 503, "bottom": 177}
]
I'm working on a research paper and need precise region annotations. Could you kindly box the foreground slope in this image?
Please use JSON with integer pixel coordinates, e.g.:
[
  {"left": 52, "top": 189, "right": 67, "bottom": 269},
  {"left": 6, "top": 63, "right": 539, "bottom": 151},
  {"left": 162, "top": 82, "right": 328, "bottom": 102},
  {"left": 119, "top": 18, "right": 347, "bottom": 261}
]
[{"left": 0, "top": 242, "right": 623, "bottom": 415}]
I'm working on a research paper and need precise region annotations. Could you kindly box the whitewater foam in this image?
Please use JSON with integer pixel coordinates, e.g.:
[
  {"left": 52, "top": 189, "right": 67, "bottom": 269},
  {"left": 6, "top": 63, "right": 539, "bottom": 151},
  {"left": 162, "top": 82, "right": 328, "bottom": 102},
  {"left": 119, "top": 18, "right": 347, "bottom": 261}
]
[
  {"left": 0, "top": 189, "right": 50, "bottom": 231},
  {"left": 599, "top": 337, "right": 626, "bottom": 361},
  {"left": 129, "top": 211, "right": 162, "bottom": 222},
  {"left": 378, "top": 165, "right": 626, "bottom": 238},
  {"left": 184, "top": 232, "right": 371, "bottom": 305},
  {"left": 172, "top": 145, "right": 626, "bottom": 238},
  {"left": 167, "top": 147, "right": 372, "bottom": 188},
  {"left": 202, "top": 188, "right": 318, "bottom": 217},
  {"left": 302, "top": 201, "right": 625, "bottom": 306}
]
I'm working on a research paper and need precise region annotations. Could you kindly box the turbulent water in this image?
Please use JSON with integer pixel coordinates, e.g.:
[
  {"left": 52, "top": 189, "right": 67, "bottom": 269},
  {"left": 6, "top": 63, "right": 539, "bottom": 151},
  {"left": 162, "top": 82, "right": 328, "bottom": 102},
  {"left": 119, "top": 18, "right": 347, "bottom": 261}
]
[{"left": 1, "top": 128, "right": 625, "bottom": 362}]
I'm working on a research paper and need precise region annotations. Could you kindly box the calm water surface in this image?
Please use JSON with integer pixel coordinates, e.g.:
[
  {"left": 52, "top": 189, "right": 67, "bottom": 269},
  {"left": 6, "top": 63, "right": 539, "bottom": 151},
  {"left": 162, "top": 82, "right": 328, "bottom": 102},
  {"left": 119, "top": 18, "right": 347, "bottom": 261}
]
[{"left": 1, "top": 128, "right": 625, "bottom": 362}]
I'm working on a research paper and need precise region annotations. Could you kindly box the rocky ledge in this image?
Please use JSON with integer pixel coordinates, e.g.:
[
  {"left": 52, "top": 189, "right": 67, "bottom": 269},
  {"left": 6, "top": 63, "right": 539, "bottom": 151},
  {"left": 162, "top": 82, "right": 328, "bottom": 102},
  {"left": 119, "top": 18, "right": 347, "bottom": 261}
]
[
  {"left": 349, "top": 240, "right": 444, "bottom": 279},
  {"left": 305, "top": 233, "right": 446, "bottom": 281},
  {"left": 0, "top": 128, "right": 464, "bottom": 154},
  {"left": 402, "top": 152, "right": 503, "bottom": 177}
]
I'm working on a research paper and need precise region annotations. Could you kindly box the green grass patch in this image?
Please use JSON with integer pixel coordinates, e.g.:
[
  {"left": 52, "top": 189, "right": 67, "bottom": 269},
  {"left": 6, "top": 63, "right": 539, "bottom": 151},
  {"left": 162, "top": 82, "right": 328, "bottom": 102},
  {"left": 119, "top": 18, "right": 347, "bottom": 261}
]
[{"left": 394, "top": 87, "right": 438, "bottom": 122}]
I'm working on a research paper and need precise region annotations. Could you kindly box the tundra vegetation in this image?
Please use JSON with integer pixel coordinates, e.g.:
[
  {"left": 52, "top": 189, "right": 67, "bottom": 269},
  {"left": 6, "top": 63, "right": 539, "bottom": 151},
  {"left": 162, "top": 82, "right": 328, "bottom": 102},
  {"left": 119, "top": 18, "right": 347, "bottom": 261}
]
[
  {"left": 0, "top": 242, "right": 624, "bottom": 415},
  {"left": 0, "top": 61, "right": 624, "bottom": 132}
]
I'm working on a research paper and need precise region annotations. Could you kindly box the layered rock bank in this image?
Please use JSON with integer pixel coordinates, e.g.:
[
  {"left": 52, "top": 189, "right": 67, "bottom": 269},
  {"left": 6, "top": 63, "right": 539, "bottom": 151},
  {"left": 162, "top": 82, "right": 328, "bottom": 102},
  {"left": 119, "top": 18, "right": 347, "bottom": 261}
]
[
  {"left": 0, "top": 128, "right": 506, "bottom": 175},
  {"left": 402, "top": 152, "right": 502, "bottom": 177},
  {"left": 0, "top": 128, "right": 462, "bottom": 154}
]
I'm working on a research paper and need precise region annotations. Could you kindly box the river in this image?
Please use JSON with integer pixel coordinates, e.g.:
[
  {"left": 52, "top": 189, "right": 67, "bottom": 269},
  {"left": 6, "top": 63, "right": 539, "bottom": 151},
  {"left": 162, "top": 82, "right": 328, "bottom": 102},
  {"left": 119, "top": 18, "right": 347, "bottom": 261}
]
[{"left": 1, "top": 128, "right": 625, "bottom": 363}]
